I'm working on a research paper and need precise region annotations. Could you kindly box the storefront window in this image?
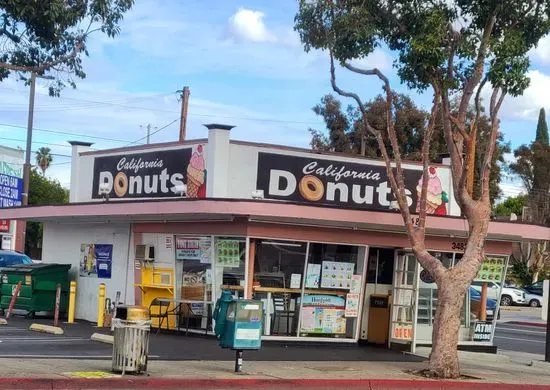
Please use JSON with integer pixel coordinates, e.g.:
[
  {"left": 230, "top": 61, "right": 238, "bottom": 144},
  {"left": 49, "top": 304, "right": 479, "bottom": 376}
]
[
  {"left": 301, "top": 243, "right": 365, "bottom": 339},
  {"left": 253, "top": 239, "right": 307, "bottom": 337},
  {"left": 367, "top": 248, "right": 394, "bottom": 285},
  {"left": 215, "top": 237, "right": 246, "bottom": 299},
  {"left": 415, "top": 252, "right": 508, "bottom": 344},
  {"left": 174, "top": 235, "right": 213, "bottom": 332}
]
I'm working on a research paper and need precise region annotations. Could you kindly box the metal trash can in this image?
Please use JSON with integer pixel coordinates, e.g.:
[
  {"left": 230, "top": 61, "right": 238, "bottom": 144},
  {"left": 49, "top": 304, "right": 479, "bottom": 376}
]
[{"left": 112, "top": 306, "right": 151, "bottom": 375}]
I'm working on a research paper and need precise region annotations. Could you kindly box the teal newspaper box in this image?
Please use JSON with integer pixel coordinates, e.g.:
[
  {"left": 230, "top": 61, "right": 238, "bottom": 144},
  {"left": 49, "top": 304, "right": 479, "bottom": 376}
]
[{"left": 214, "top": 290, "right": 263, "bottom": 350}]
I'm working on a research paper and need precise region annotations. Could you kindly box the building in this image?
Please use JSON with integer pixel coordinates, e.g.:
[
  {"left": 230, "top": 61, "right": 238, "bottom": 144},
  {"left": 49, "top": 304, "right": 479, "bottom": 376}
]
[
  {"left": 0, "top": 146, "right": 24, "bottom": 251},
  {"left": 2, "top": 125, "right": 548, "bottom": 352}
]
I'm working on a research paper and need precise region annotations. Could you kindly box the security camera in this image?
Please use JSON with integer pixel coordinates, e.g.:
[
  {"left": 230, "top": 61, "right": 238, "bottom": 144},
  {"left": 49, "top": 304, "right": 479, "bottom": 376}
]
[
  {"left": 251, "top": 190, "right": 264, "bottom": 199},
  {"left": 172, "top": 184, "right": 187, "bottom": 197},
  {"left": 99, "top": 182, "right": 111, "bottom": 201}
]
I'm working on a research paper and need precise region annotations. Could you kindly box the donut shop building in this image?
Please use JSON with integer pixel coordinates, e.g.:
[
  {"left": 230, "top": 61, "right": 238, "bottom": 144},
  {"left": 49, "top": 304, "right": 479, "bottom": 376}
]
[{"left": 3, "top": 124, "right": 548, "bottom": 351}]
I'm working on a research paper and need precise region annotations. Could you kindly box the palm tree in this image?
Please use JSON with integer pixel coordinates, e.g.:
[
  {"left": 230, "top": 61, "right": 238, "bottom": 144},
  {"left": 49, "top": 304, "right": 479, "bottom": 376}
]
[{"left": 35, "top": 147, "right": 52, "bottom": 175}]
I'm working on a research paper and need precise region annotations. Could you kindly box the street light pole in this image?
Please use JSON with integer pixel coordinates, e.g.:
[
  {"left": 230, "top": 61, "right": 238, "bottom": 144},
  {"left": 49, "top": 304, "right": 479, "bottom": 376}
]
[{"left": 22, "top": 72, "right": 36, "bottom": 206}]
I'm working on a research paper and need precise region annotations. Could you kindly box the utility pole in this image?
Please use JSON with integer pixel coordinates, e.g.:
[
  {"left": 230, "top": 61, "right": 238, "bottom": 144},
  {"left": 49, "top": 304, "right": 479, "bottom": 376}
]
[
  {"left": 178, "top": 86, "right": 190, "bottom": 142},
  {"left": 140, "top": 124, "right": 156, "bottom": 144},
  {"left": 22, "top": 72, "right": 36, "bottom": 206}
]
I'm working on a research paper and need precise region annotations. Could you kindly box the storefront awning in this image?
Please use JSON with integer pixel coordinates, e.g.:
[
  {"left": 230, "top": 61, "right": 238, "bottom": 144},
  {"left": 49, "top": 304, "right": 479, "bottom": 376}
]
[{"left": 1, "top": 198, "right": 547, "bottom": 242}]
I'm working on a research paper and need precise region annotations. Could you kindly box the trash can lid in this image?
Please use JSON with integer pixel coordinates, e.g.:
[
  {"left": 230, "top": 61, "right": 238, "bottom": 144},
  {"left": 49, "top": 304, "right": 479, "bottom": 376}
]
[
  {"left": 115, "top": 305, "right": 150, "bottom": 321},
  {"left": 2, "top": 263, "right": 71, "bottom": 274}
]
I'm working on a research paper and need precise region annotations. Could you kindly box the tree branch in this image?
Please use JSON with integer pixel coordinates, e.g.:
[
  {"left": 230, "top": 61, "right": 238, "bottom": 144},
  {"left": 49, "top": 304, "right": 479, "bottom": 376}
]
[
  {"left": 457, "top": 13, "right": 496, "bottom": 123},
  {"left": 0, "top": 41, "right": 83, "bottom": 74}
]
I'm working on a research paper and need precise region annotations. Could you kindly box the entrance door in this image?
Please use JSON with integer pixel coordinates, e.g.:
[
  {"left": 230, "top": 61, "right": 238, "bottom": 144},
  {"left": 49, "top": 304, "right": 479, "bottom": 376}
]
[{"left": 389, "top": 252, "right": 418, "bottom": 351}]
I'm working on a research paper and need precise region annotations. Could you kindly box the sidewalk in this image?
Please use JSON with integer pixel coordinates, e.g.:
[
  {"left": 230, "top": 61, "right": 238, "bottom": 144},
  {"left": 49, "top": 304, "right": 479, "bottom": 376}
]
[{"left": 0, "top": 351, "right": 550, "bottom": 389}]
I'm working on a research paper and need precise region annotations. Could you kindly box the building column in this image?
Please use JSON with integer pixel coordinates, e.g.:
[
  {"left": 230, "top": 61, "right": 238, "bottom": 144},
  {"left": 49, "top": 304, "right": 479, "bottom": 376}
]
[
  {"left": 68, "top": 141, "right": 93, "bottom": 203},
  {"left": 204, "top": 124, "right": 234, "bottom": 198}
]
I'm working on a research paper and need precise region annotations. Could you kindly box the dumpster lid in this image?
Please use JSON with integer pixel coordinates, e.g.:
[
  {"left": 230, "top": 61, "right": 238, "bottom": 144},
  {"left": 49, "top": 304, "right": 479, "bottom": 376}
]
[{"left": 2, "top": 263, "right": 71, "bottom": 273}]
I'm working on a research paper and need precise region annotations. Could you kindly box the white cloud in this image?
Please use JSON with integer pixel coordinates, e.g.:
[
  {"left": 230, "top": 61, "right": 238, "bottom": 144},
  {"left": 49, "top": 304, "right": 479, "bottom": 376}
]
[
  {"left": 349, "top": 50, "right": 393, "bottom": 71},
  {"left": 529, "top": 35, "right": 550, "bottom": 64},
  {"left": 227, "top": 8, "right": 276, "bottom": 43},
  {"left": 486, "top": 70, "right": 550, "bottom": 120}
]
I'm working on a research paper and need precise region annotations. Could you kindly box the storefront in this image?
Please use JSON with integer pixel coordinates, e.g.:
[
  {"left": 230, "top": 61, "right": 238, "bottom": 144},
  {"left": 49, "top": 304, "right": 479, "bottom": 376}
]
[{"left": 2, "top": 124, "right": 548, "bottom": 350}]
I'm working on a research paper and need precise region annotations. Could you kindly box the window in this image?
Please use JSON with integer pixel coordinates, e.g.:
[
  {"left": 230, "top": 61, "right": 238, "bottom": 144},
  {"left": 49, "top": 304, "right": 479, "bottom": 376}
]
[
  {"left": 366, "top": 248, "right": 394, "bottom": 284},
  {"left": 215, "top": 237, "right": 246, "bottom": 299}
]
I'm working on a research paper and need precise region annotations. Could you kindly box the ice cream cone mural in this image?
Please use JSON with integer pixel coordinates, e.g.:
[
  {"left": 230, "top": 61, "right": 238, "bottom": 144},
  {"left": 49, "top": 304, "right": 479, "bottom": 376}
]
[
  {"left": 187, "top": 145, "right": 206, "bottom": 198},
  {"left": 415, "top": 167, "right": 448, "bottom": 215}
]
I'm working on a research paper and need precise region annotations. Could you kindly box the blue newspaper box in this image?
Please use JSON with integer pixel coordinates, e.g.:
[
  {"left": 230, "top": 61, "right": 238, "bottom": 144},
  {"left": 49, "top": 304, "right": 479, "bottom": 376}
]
[{"left": 214, "top": 296, "right": 263, "bottom": 350}]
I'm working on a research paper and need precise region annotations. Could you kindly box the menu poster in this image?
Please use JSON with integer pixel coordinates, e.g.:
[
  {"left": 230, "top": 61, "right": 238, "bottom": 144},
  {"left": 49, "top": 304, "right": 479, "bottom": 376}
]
[
  {"left": 350, "top": 275, "right": 362, "bottom": 293},
  {"left": 321, "top": 261, "right": 355, "bottom": 289},
  {"left": 305, "top": 263, "right": 321, "bottom": 288},
  {"left": 80, "top": 244, "right": 113, "bottom": 279},
  {"left": 474, "top": 257, "right": 506, "bottom": 283},
  {"left": 345, "top": 293, "right": 360, "bottom": 317},
  {"left": 217, "top": 240, "right": 240, "bottom": 268},
  {"left": 290, "top": 273, "right": 302, "bottom": 289}
]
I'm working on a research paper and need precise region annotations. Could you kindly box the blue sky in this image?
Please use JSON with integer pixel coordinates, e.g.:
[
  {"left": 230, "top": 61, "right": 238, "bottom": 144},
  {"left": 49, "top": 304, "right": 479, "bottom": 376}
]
[{"left": 0, "top": 0, "right": 547, "bottom": 197}]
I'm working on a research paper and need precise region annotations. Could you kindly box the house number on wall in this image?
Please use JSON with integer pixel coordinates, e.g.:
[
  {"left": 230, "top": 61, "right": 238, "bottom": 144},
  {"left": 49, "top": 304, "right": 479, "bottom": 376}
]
[{"left": 451, "top": 242, "right": 467, "bottom": 251}]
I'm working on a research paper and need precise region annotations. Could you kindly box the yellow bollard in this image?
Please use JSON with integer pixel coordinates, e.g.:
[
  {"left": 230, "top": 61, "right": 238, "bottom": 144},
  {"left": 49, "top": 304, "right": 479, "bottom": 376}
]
[
  {"left": 97, "top": 283, "right": 106, "bottom": 327},
  {"left": 68, "top": 281, "right": 77, "bottom": 323}
]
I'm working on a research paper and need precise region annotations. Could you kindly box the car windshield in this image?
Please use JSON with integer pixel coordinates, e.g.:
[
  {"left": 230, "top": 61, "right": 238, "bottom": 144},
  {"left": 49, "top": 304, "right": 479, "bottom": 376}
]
[{"left": 0, "top": 252, "right": 32, "bottom": 267}]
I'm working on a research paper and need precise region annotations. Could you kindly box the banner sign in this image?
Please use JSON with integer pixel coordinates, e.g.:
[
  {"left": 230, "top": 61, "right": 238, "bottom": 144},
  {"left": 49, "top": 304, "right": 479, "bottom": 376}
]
[
  {"left": 0, "top": 174, "right": 22, "bottom": 208},
  {"left": 92, "top": 145, "right": 206, "bottom": 199},
  {"left": 473, "top": 321, "right": 493, "bottom": 342},
  {"left": 256, "top": 152, "right": 449, "bottom": 215},
  {"left": 175, "top": 236, "right": 212, "bottom": 263},
  {"left": 80, "top": 244, "right": 113, "bottom": 279}
]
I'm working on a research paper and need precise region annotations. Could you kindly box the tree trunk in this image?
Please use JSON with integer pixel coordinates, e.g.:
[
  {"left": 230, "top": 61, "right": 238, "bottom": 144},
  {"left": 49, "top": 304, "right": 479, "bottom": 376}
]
[
  {"left": 532, "top": 270, "right": 540, "bottom": 284},
  {"left": 428, "top": 277, "right": 465, "bottom": 378}
]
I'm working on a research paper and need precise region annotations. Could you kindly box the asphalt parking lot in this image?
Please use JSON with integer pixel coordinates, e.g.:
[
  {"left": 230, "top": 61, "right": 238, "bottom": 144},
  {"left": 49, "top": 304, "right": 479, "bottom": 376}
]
[{"left": 0, "top": 316, "right": 423, "bottom": 362}]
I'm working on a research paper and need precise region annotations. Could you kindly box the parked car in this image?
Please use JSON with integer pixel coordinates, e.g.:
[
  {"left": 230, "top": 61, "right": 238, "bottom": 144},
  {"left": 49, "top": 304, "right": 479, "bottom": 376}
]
[
  {"left": 523, "top": 281, "right": 543, "bottom": 296},
  {"left": 471, "top": 281, "right": 526, "bottom": 306},
  {"left": 0, "top": 250, "right": 33, "bottom": 268},
  {"left": 469, "top": 287, "right": 499, "bottom": 321},
  {"left": 523, "top": 291, "right": 542, "bottom": 307}
]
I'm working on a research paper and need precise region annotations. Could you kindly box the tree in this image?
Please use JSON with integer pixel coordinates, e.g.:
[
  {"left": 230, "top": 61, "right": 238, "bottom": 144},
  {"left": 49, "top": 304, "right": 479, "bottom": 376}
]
[
  {"left": 295, "top": 0, "right": 550, "bottom": 378},
  {"left": 493, "top": 194, "right": 528, "bottom": 217},
  {"left": 25, "top": 170, "right": 68, "bottom": 257},
  {"left": 35, "top": 147, "right": 52, "bottom": 175},
  {"left": 0, "top": 0, "right": 134, "bottom": 96},
  {"left": 311, "top": 94, "right": 509, "bottom": 204},
  {"left": 536, "top": 108, "right": 549, "bottom": 146}
]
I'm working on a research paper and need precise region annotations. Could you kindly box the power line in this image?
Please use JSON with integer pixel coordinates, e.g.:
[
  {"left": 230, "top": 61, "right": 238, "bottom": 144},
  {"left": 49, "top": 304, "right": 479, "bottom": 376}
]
[
  {"left": 0, "top": 135, "right": 73, "bottom": 148},
  {"left": 130, "top": 118, "right": 179, "bottom": 145},
  {"left": 0, "top": 122, "right": 141, "bottom": 144}
]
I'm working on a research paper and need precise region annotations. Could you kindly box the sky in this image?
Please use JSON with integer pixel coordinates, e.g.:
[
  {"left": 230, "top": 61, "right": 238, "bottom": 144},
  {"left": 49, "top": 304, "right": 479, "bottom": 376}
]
[{"left": 0, "top": 0, "right": 548, "bottom": 198}]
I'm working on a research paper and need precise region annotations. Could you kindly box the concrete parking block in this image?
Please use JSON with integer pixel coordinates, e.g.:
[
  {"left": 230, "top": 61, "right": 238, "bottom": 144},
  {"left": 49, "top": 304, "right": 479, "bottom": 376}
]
[
  {"left": 29, "top": 324, "right": 64, "bottom": 335},
  {"left": 90, "top": 333, "right": 113, "bottom": 344},
  {"left": 0, "top": 319, "right": 7, "bottom": 325}
]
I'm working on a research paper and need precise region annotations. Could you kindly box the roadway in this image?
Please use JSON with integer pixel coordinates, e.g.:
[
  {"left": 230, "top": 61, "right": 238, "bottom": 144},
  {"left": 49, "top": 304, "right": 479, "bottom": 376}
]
[{"left": 495, "top": 322, "right": 547, "bottom": 355}]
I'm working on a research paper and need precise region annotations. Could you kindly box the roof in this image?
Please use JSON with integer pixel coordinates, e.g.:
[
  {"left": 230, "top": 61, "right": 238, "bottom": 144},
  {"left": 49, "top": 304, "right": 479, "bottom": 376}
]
[{"left": 1, "top": 198, "right": 547, "bottom": 242}]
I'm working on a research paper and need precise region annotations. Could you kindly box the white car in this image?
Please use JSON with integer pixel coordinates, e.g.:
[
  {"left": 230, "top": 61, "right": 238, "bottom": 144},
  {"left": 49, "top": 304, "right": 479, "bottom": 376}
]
[
  {"left": 523, "top": 292, "right": 542, "bottom": 307},
  {"left": 471, "top": 281, "right": 526, "bottom": 306}
]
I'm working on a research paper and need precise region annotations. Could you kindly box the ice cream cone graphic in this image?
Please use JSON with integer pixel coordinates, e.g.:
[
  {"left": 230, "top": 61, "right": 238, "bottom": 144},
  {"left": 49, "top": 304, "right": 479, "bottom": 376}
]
[
  {"left": 415, "top": 167, "right": 443, "bottom": 214},
  {"left": 187, "top": 145, "right": 205, "bottom": 198}
]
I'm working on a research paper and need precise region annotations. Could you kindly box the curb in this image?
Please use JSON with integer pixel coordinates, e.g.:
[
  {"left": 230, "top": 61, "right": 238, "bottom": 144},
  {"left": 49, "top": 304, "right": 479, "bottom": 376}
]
[
  {"left": 0, "top": 378, "right": 547, "bottom": 389},
  {"left": 90, "top": 333, "right": 114, "bottom": 344},
  {"left": 505, "top": 321, "right": 547, "bottom": 328},
  {"left": 29, "top": 324, "right": 63, "bottom": 335}
]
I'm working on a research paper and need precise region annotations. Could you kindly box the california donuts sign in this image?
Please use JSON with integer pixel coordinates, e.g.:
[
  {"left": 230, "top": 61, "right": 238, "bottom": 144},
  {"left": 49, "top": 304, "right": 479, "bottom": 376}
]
[
  {"left": 256, "top": 152, "right": 449, "bottom": 215},
  {"left": 92, "top": 145, "right": 206, "bottom": 199}
]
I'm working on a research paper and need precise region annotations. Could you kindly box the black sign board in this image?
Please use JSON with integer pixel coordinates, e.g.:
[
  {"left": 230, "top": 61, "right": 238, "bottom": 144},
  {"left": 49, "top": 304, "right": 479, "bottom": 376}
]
[
  {"left": 370, "top": 295, "right": 389, "bottom": 308},
  {"left": 473, "top": 321, "right": 493, "bottom": 341},
  {"left": 256, "top": 152, "right": 450, "bottom": 214},
  {"left": 92, "top": 145, "right": 206, "bottom": 199}
]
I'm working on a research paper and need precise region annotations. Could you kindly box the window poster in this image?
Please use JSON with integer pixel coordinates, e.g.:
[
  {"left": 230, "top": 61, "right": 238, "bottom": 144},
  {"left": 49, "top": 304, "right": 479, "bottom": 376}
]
[
  {"left": 217, "top": 240, "right": 240, "bottom": 268},
  {"left": 321, "top": 261, "right": 355, "bottom": 289},
  {"left": 345, "top": 293, "right": 360, "bottom": 317},
  {"left": 474, "top": 257, "right": 505, "bottom": 283},
  {"left": 175, "top": 236, "right": 211, "bottom": 263},
  {"left": 300, "top": 294, "right": 346, "bottom": 335},
  {"left": 305, "top": 263, "right": 321, "bottom": 288},
  {"left": 350, "top": 275, "right": 362, "bottom": 293},
  {"left": 80, "top": 244, "right": 113, "bottom": 279}
]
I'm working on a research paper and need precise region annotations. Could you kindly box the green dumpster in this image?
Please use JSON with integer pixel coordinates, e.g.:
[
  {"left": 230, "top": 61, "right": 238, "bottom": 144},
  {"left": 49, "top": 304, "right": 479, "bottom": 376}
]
[{"left": 0, "top": 264, "right": 71, "bottom": 317}]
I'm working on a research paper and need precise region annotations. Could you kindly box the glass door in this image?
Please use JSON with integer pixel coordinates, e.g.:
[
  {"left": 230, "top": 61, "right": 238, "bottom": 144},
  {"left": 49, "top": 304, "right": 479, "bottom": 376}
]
[{"left": 389, "top": 252, "right": 418, "bottom": 350}]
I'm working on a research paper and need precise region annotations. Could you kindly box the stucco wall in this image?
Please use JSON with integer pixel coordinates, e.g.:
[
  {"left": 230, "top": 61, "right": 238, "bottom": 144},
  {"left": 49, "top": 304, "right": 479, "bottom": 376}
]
[{"left": 41, "top": 222, "right": 133, "bottom": 322}]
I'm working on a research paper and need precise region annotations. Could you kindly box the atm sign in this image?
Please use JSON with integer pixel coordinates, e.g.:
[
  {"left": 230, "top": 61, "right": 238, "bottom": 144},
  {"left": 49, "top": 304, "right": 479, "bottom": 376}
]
[{"left": 0, "top": 220, "right": 9, "bottom": 233}]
